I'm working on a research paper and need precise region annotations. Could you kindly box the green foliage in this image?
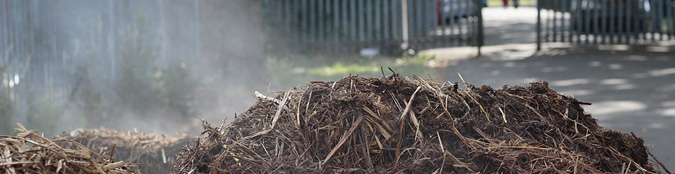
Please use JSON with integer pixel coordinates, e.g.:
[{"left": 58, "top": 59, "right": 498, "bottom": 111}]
[
  {"left": 111, "top": 12, "right": 196, "bottom": 124},
  {"left": 267, "top": 54, "right": 437, "bottom": 88},
  {"left": 115, "top": 13, "right": 161, "bottom": 113},
  {"left": 152, "top": 63, "right": 196, "bottom": 118}
]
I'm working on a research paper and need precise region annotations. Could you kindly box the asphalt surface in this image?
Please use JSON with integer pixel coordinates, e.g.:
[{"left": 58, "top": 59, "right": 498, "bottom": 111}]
[{"left": 428, "top": 6, "right": 675, "bottom": 171}]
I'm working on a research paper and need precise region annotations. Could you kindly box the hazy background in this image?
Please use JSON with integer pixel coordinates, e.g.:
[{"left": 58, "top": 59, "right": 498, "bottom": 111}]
[{"left": 0, "top": 0, "right": 273, "bottom": 136}]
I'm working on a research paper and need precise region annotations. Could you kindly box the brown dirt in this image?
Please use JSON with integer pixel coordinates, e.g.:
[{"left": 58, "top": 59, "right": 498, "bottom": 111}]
[
  {"left": 172, "top": 73, "right": 671, "bottom": 173},
  {"left": 0, "top": 124, "right": 140, "bottom": 173},
  {"left": 57, "top": 128, "right": 193, "bottom": 174}
]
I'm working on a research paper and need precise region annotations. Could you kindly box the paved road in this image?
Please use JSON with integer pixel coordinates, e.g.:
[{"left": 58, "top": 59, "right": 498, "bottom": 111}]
[{"left": 429, "top": 6, "right": 675, "bottom": 170}]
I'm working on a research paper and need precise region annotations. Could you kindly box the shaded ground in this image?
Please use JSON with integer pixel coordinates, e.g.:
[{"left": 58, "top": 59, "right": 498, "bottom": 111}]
[{"left": 428, "top": 6, "right": 675, "bottom": 170}]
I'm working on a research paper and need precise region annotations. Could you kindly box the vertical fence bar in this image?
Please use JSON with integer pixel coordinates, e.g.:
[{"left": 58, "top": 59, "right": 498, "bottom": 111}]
[
  {"left": 415, "top": 0, "right": 422, "bottom": 43},
  {"left": 641, "top": 0, "right": 647, "bottom": 41},
  {"left": 627, "top": 0, "right": 633, "bottom": 43},
  {"left": 325, "top": 0, "right": 332, "bottom": 51},
  {"left": 392, "top": 0, "right": 399, "bottom": 42},
  {"left": 441, "top": 0, "right": 448, "bottom": 43},
  {"left": 350, "top": 0, "right": 356, "bottom": 41},
  {"left": 408, "top": 0, "right": 414, "bottom": 43},
  {"left": 424, "top": 0, "right": 430, "bottom": 43},
  {"left": 651, "top": 0, "right": 656, "bottom": 41},
  {"left": 466, "top": 0, "right": 472, "bottom": 45},
  {"left": 375, "top": 0, "right": 381, "bottom": 44},
  {"left": 431, "top": 0, "right": 437, "bottom": 43},
  {"left": 359, "top": 0, "right": 365, "bottom": 43},
  {"left": 551, "top": 0, "right": 560, "bottom": 42},
  {"left": 300, "top": 0, "right": 306, "bottom": 43},
  {"left": 334, "top": 0, "right": 339, "bottom": 49},
  {"left": 310, "top": 0, "right": 316, "bottom": 43},
  {"left": 418, "top": 0, "right": 430, "bottom": 43},
  {"left": 383, "top": 0, "right": 390, "bottom": 43},
  {"left": 405, "top": 0, "right": 411, "bottom": 43},
  {"left": 536, "top": 0, "right": 541, "bottom": 50},
  {"left": 561, "top": 0, "right": 567, "bottom": 42},
  {"left": 433, "top": 0, "right": 439, "bottom": 41},
  {"left": 626, "top": 0, "right": 632, "bottom": 44},
  {"left": 457, "top": 0, "right": 464, "bottom": 45},
  {"left": 553, "top": 0, "right": 558, "bottom": 42},
  {"left": 385, "top": 0, "right": 401, "bottom": 41},
  {"left": 575, "top": 0, "right": 581, "bottom": 43},
  {"left": 468, "top": 0, "right": 473, "bottom": 45},
  {"left": 402, "top": 0, "right": 409, "bottom": 47},
  {"left": 365, "top": 0, "right": 372, "bottom": 45},
  {"left": 544, "top": 3, "right": 550, "bottom": 42},
  {"left": 408, "top": 0, "right": 424, "bottom": 45},
  {"left": 420, "top": 0, "right": 427, "bottom": 42},
  {"left": 565, "top": 0, "right": 578, "bottom": 43},
  {"left": 584, "top": 0, "right": 590, "bottom": 44},
  {"left": 449, "top": 0, "right": 455, "bottom": 45},
  {"left": 342, "top": 0, "right": 348, "bottom": 44},
  {"left": 440, "top": 0, "right": 447, "bottom": 40},
  {"left": 635, "top": 0, "right": 641, "bottom": 43},
  {"left": 658, "top": 0, "right": 664, "bottom": 40},
  {"left": 612, "top": 0, "right": 618, "bottom": 44},
  {"left": 593, "top": 0, "right": 599, "bottom": 44},
  {"left": 667, "top": 0, "right": 673, "bottom": 39},
  {"left": 601, "top": 0, "right": 607, "bottom": 44},
  {"left": 476, "top": 0, "right": 483, "bottom": 55},
  {"left": 318, "top": 0, "right": 323, "bottom": 45}
]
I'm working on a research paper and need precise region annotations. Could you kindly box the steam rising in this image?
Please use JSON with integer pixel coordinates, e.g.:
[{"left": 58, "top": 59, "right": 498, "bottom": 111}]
[{"left": 0, "top": 0, "right": 271, "bottom": 136}]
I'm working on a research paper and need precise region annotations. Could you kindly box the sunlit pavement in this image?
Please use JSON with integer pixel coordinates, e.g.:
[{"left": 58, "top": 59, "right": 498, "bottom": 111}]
[{"left": 428, "top": 6, "right": 675, "bottom": 170}]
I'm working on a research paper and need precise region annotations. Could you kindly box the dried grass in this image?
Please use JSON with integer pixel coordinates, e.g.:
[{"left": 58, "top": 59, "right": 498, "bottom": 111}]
[
  {"left": 0, "top": 124, "right": 140, "bottom": 174},
  {"left": 172, "top": 73, "right": 670, "bottom": 173}
]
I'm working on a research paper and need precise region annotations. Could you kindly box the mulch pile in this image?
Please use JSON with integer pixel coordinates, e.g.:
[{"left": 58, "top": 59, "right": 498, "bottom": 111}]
[
  {"left": 0, "top": 124, "right": 140, "bottom": 173},
  {"left": 173, "top": 73, "right": 671, "bottom": 173},
  {"left": 57, "top": 128, "right": 192, "bottom": 174}
]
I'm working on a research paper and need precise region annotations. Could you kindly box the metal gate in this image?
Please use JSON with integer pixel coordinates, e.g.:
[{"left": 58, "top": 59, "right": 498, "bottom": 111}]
[
  {"left": 536, "top": 0, "right": 675, "bottom": 50},
  {"left": 262, "top": 0, "right": 484, "bottom": 55}
]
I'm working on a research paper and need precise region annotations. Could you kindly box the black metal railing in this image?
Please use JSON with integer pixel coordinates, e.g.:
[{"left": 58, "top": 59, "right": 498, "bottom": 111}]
[
  {"left": 537, "top": 0, "right": 675, "bottom": 49},
  {"left": 263, "top": 0, "right": 484, "bottom": 55}
]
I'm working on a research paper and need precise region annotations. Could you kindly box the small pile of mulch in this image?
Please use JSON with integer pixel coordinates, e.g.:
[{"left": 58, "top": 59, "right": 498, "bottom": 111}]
[
  {"left": 172, "top": 72, "right": 671, "bottom": 173},
  {"left": 57, "top": 128, "right": 192, "bottom": 174},
  {"left": 0, "top": 124, "right": 140, "bottom": 174}
]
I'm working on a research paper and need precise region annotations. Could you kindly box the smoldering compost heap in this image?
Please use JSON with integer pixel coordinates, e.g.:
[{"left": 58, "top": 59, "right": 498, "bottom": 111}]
[
  {"left": 57, "top": 128, "right": 192, "bottom": 174},
  {"left": 0, "top": 124, "right": 140, "bottom": 174},
  {"left": 173, "top": 74, "right": 670, "bottom": 173}
]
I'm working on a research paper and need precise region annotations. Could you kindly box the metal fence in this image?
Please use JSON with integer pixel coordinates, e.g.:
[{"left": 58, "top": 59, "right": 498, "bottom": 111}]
[
  {"left": 537, "top": 0, "right": 675, "bottom": 49},
  {"left": 262, "top": 0, "right": 484, "bottom": 55},
  {"left": 0, "top": 0, "right": 201, "bottom": 126}
]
